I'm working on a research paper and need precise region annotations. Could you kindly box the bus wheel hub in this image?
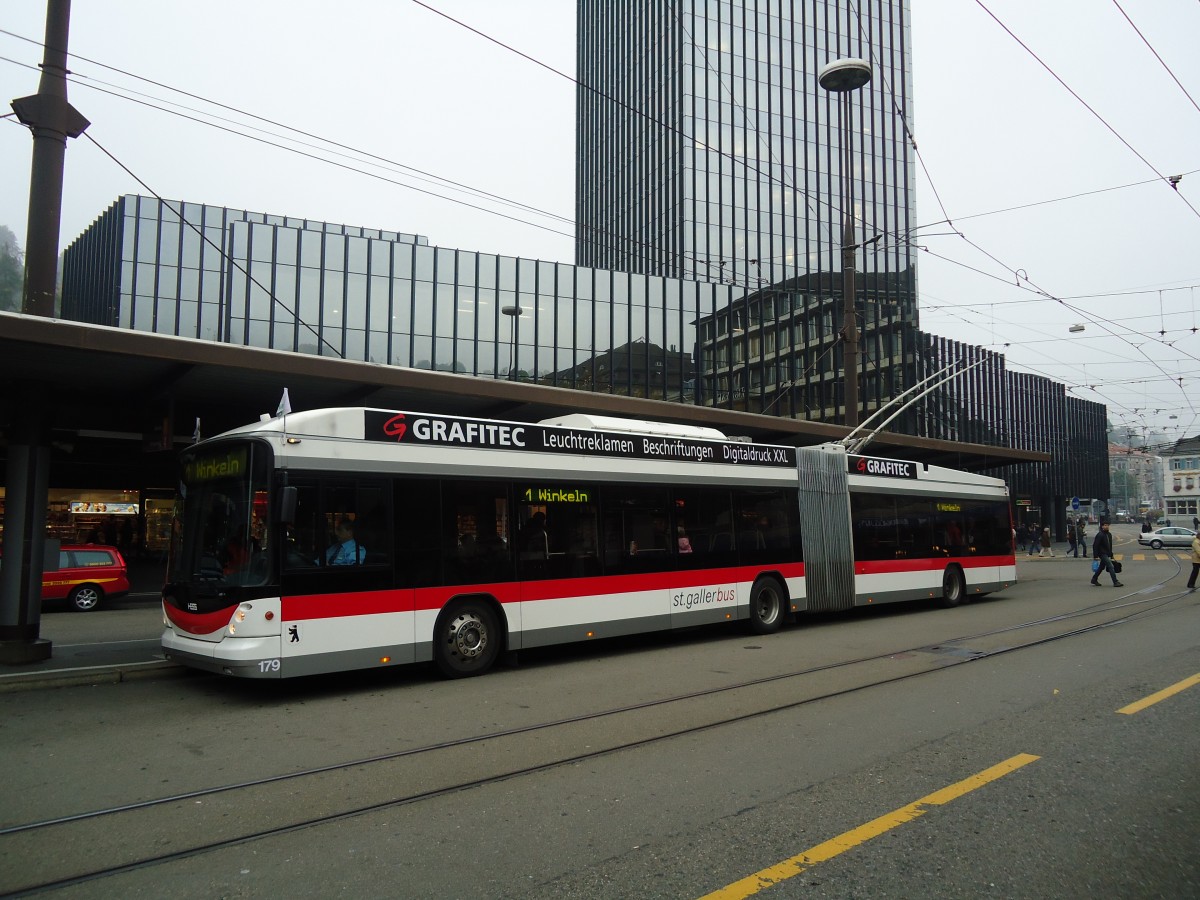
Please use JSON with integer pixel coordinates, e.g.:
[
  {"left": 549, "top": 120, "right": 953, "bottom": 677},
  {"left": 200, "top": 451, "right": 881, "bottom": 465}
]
[{"left": 450, "top": 613, "right": 487, "bottom": 658}]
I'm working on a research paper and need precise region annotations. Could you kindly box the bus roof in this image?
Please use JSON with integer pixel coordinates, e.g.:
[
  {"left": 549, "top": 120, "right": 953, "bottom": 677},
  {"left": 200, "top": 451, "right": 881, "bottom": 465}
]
[{"left": 538, "top": 413, "right": 728, "bottom": 440}]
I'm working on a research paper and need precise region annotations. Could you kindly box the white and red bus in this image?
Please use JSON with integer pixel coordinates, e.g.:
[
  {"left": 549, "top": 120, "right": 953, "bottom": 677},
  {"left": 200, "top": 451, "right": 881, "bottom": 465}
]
[{"left": 161, "top": 408, "right": 1015, "bottom": 679}]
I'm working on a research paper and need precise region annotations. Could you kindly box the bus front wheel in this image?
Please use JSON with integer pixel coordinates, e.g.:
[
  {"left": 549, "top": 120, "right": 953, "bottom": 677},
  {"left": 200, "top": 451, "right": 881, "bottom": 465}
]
[
  {"left": 940, "top": 565, "right": 966, "bottom": 608},
  {"left": 434, "top": 600, "right": 502, "bottom": 678},
  {"left": 747, "top": 577, "right": 786, "bottom": 635}
]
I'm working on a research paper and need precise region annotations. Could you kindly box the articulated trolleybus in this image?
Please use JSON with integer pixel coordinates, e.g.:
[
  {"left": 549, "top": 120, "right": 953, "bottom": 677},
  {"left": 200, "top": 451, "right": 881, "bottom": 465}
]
[{"left": 161, "top": 408, "right": 1016, "bottom": 679}]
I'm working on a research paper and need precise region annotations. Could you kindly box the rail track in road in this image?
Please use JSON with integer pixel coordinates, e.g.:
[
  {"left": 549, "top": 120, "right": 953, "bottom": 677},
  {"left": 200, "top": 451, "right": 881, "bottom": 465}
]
[{"left": 2, "top": 564, "right": 1194, "bottom": 897}]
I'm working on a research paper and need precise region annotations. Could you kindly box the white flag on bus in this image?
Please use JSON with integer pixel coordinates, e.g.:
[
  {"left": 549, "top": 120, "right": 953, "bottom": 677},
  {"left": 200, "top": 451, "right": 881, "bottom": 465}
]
[{"left": 276, "top": 388, "right": 292, "bottom": 418}]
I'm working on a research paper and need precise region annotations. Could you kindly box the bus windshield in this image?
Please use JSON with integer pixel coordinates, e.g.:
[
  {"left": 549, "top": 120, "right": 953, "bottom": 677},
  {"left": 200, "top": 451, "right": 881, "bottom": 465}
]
[{"left": 169, "top": 442, "right": 272, "bottom": 589}]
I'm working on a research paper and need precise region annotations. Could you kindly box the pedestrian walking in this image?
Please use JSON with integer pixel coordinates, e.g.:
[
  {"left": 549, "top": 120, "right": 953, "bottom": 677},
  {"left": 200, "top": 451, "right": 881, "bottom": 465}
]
[
  {"left": 1089, "top": 521, "right": 1123, "bottom": 587},
  {"left": 1016, "top": 523, "right": 1029, "bottom": 553},
  {"left": 1027, "top": 522, "right": 1039, "bottom": 556},
  {"left": 1066, "top": 523, "right": 1077, "bottom": 557},
  {"left": 1188, "top": 533, "right": 1200, "bottom": 591},
  {"left": 1039, "top": 527, "right": 1054, "bottom": 557},
  {"left": 1077, "top": 518, "right": 1088, "bottom": 557}
]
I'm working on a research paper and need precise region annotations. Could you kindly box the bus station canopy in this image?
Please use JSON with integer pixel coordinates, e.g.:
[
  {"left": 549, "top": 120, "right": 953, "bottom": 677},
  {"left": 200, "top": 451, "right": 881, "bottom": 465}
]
[{"left": 0, "top": 312, "right": 1047, "bottom": 488}]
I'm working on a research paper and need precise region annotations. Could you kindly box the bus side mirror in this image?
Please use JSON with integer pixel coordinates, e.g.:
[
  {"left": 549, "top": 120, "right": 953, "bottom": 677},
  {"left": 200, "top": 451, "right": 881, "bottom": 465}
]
[{"left": 279, "top": 486, "right": 298, "bottom": 525}]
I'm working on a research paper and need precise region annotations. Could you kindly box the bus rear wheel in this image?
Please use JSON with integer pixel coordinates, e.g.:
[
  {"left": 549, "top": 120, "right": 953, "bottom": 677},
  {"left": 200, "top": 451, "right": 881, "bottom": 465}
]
[
  {"left": 940, "top": 565, "right": 966, "bottom": 608},
  {"left": 434, "top": 600, "right": 501, "bottom": 678},
  {"left": 747, "top": 576, "right": 785, "bottom": 634}
]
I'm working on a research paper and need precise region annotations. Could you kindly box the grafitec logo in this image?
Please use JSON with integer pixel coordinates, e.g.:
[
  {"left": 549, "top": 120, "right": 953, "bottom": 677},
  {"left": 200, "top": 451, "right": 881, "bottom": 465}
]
[{"left": 383, "top": 414, "right": 407, "bottom": 441}]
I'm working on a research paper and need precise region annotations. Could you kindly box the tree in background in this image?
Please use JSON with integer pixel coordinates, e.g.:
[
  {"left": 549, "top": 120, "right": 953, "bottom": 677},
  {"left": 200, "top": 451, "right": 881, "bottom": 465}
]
[{"left": 0, "top": 225, "right": 22, "bottom": 312}]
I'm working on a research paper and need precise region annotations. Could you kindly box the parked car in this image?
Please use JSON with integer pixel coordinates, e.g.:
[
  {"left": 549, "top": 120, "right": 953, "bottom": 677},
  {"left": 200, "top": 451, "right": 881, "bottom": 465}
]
[
  {"left": 1137, "top": 527, "right": 1198, "bottom": 550},
  {"left": 42, "top": 545, "right": 130, "bottom": 611}
]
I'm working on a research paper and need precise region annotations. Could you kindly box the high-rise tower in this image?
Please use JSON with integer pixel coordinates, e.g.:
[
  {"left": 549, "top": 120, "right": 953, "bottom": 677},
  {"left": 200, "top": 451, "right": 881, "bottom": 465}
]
[
  {"left": 577, "top": 0, "right": 915, "bottom": 291},
  {"left": 576, "top": 0, "right": 919, "bottom": 423}
]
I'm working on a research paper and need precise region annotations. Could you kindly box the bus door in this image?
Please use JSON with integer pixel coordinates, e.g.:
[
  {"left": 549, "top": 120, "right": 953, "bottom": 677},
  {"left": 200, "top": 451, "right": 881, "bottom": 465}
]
[
  {"left": 513, "top": 482, "right": 601, "bottom": 646},
  {"left": 671, "top": 487, "right": 742, "bottom": 627},
  {"left": 598, "top": 485, "right": 673, "bottom": 635},
  {"left": 442, "top": 480, "right": 520, "bottom": 638}
]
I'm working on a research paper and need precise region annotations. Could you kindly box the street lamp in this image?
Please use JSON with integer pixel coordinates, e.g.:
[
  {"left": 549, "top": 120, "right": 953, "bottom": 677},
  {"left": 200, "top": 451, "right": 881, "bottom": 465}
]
[
  {"left": 501, "top": 304, "right": 523, "bottom": 380},
  {"left": 818, "top": 57, "right": 872, "bottom": 428}
]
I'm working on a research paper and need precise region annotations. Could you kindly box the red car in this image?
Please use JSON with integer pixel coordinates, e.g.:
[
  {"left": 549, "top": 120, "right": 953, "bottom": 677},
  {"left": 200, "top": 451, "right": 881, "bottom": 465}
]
[{"left": 42, "top": 545, "right": 131, "bottom": 611}]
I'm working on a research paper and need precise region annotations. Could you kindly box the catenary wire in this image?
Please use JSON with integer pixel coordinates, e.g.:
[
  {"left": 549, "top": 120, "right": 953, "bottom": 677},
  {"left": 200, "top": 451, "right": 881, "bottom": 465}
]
[{"left": 973, "top": 0, "right": 1200, "bottom": 223}]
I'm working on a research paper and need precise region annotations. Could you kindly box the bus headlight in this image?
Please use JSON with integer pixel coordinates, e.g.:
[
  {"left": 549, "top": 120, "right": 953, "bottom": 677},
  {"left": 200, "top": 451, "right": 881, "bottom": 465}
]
[{"left": 228, "top": 603, "right": 252, "bottom": 636}]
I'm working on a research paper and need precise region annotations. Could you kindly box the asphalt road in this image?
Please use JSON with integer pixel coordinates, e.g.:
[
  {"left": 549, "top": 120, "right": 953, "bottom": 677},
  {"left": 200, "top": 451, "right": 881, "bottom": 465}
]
[{"left": 1, "top": 524, "right": 1196, "bottom": 898}]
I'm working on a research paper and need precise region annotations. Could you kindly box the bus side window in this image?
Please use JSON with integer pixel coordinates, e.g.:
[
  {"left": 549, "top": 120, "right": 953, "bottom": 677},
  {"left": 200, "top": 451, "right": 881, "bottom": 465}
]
[
  {"left": 598, "top": 485, "right": 670, "bottom": 574},
  {"left": 895, "top": 496, "right": 935, "bottom": 558},
  {"left": 284, "top": 482, "right": 322, "bottom": 569},
  {"left": 355, "top": 484, "right": 389, "bottom": 566},
  {"left": 674, "top": 487, "right": 735, "bottom": 568},
  {"left": 320, "top": 483, "right": 362, "bottom": 566},
  {"left": 392, "top": 477, "right": 445, "bottom": 588},
  {"left": 443, "top": 481, "right": 514, "bottom": 586},
  {"left": 851, "top": 494, "right": 896, "bottom": 561},
  {"left": 514, "top": 483, "right": 602, "bottom": 581}
]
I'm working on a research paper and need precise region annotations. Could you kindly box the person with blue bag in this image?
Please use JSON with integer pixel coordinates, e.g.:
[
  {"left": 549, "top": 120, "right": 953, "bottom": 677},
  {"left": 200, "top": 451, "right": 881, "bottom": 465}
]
[{"left": 1089, "top": 521, "right": 1122, "bottom": 587}]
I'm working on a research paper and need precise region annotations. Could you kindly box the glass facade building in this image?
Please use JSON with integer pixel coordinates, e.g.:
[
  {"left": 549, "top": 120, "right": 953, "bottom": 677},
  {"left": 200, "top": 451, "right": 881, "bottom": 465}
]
[
  {"left": 63, "top": 195, "right": 742, "bottom": 399},
  {"left": 61, "top": 193, "right": 1107, "bottom": 530}
]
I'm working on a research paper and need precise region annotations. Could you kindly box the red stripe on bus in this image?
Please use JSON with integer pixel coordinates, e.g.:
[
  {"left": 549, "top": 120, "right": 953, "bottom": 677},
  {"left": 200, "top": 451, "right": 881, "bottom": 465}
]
[
  {"left": 165, "top": 556, "right": 1009, "bottom": 629},
  {"left": 855, "top": 555, "right": 1014, "bottom": 575},
  {"left": 277, "top": 563, "right": 808, "bottom": 622}
]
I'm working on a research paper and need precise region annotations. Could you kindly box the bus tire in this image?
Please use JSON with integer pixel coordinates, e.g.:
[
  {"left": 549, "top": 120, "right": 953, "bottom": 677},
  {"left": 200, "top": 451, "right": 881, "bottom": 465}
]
[
  {"left": 747, "top": 576, "right": 785, "bottom": 635},
  {"left": 940, "top": 565, "right": 966, "bottom": 608},
  {"left": 434, "top": 599, "right": 502, "bottom": 678}
]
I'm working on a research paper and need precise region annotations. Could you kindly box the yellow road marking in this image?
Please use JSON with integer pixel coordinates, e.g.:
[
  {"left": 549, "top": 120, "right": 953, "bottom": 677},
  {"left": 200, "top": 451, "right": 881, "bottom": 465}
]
[
  {"left": 1117, "top": 673, "right": 1200, "bottom": 715},
  {"left": 699, "top": 754, "right": 1040, "bottom": 900}
]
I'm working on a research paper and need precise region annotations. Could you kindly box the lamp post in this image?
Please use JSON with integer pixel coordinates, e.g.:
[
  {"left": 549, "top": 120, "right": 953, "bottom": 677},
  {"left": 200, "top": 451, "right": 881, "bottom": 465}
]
[
  {"left": 501, "top": 305, "right": 523, "bottom": 380},
  {"left": 818, "top": 57, "right": 872, "bottom": 428}
]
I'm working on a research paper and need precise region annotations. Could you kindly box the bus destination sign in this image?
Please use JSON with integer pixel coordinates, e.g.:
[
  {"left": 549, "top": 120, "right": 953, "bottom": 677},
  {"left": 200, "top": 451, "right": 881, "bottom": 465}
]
[
  {"left": 364, "top": 411, "right": 796, "bottom": 468},
  {"left": 847, "top": 454, "right": 918, "bottom": 479}
]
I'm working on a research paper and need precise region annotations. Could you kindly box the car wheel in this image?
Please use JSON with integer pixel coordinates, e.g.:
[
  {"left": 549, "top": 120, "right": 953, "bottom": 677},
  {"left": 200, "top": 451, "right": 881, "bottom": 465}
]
[
  {"left": 68, "top": 584, "right": 103, "bottom": 612},
  {"left": 434, "top": 599, "right": 502, "bottom": 678},
  {"left": 747, "top": 576, "right": 786, "bottom": 635},
  {"left": 1150, "top": 539, "right": 1163, "bottom": 550}
]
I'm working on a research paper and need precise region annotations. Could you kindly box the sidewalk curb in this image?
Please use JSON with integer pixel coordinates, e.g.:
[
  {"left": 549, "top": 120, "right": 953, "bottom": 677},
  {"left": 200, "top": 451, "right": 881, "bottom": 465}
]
[{"left": 0, "top": 659, "right": 187, "bottom": 694}]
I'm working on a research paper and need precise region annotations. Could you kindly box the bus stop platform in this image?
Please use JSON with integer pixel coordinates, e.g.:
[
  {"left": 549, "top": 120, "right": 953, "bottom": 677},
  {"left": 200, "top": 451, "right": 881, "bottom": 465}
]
[{"left": 0, "top": 558, "right": 185, "bottom": 693}]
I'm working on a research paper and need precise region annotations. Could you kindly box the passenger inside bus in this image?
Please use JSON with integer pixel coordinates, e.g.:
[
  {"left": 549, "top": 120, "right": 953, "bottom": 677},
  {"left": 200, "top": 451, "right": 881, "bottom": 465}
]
[
  {"left": 323, "top": 518, "right": 366, "bottom": 565},
  {"left": 677, "top": 526, "right": 693, "bottom": 554},
  {"left": 519, "top": 512, "right": 549, "bottom": 559}
]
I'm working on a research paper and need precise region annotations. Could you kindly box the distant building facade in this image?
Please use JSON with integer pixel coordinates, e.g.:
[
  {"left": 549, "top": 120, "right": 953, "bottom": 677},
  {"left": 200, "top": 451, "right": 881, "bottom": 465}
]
[{"left": 1162, "top": 436, "right": 1200, "bottom": 523}]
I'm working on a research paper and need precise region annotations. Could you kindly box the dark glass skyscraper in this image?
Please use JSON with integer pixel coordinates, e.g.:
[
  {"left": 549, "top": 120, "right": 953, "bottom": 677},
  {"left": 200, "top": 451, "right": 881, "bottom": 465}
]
[
  {"left": 576, "top": 0, "right": 913, "bottom": 294},
  {"left": 577, "top": 0, "right": 918, "bottom": 425}
]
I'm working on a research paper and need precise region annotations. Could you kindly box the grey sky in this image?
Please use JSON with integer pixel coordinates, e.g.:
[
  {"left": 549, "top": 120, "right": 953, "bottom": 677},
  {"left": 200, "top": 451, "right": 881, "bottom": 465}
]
[{"left": 3, "top": 1, "right": 1197, "bottom": 446}]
